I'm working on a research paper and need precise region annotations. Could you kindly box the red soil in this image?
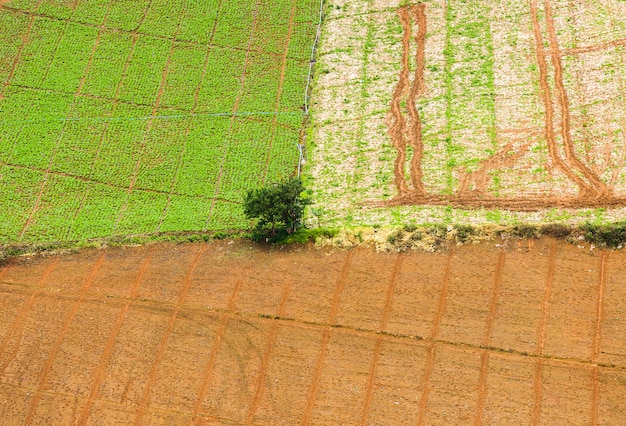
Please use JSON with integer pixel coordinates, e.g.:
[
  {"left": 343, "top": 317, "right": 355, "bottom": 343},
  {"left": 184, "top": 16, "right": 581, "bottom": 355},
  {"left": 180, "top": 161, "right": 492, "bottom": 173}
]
[{"left": 1, "top": 239, "right": 626, "bottom": 424}]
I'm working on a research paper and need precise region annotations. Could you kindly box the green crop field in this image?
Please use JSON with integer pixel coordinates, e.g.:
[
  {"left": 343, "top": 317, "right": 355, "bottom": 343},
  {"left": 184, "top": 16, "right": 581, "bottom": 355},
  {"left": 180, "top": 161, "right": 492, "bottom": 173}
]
[
  {"left": 309, "top": 0, "right": 626, "bottom": 229},
  {"left": 0, "top": 0, "right": 320, "bottom": 244}
]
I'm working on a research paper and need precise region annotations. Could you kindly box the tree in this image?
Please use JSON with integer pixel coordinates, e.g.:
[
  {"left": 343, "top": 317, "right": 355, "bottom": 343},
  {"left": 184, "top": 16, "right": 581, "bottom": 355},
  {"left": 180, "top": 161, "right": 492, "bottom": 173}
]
[{"left": 243, "top": 177, "right": 311, "bottom": 237}]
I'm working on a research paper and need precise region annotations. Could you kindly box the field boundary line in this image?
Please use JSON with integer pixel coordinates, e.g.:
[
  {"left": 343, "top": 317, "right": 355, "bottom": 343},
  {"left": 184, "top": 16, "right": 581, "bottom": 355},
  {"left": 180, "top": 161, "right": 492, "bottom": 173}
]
[
  {"left": 132, "top": 244, "right": 205, "bottom": 425},
  {"left": 0, "top": 257, "right": 59, "bottom": 377},
  {"left": 532, "top": 240, "right": 557, "bottom": 425},
  {"left": 246, "top": 279, "right": 293, "bottom": 424},
  {"left": 303, "top": 0, "right": 325, "bottom": 115},
  {"left": 205, "top": 0, "right": 263, "bottom": 230},
  {"left": 76, "top": 252, "right": 152, "bottom": 425},
  {"left": 475, "top": 251, "right": 506, "bottom": 425},
  {"left": 156, "top": 0, "right": 224, "bottom": 232},
  {"left": 417, "top": 249, "right": 453, "bottom": 425},
  {"left": 360, "top": 254, "right": 404, "bottom": 426},
  {"left": 23, "top": 252, "right": 106, "bottom": 424},
  {"left": 190, "top": 276, "right": 243, "bottom": 424},
  {"left": 113, "top": 1, "right": 184, "bottom": 234},
  {"left": 261, "top": 0, "right": 298, "bottom": 184}
]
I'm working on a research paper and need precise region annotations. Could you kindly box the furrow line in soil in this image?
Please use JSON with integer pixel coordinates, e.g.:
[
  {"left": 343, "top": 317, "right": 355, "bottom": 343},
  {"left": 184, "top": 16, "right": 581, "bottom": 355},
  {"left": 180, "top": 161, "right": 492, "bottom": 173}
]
[
  {"left": 156, "top": 0, "right": 224, "bottom": 232},
  {"left": 0, "top": 257, "right": 60, "bottom": 377},
  {"left": 592, "top": 251, "right": 608, "bottom": 361},
  {"left": 301, "top": 330, "right": 330, "bottom": 426},
  {"left": 261, "top": 0, "right": 298, "bottom": 184},
  {"left": 359, "top": 253, "right": 404, "bottom": 425},
  {"left": 562, "top": 37, "right": 626, "bottom": 56},
  {"left": 132, "top": 244, "right": 205, "bottom": 425},
  {"left": 543, "top": 0, "right": 609, "bottom": 198},
  {"left": 246, "top": 279, "right": 293, "bottom": 424},
  {"left": 591, "top": 366, "right": 599, "bottom": 426},
  {"left": 22, "top": 252, "right": 106, "bottom": 425},
  {"left": 205, "top": 0, "right": 263, "bottom": 230},
  {"left": 416, "top": 344, "right": 436, "bottom": 425},
  {"left": 328, "top": 250, "right": 354, "bottom": 324},
  {"left": 114, "top": 2, "right": 184, "bottom": 235},
  {"left": 76, "top": 253, "right": 152, "bottom": 426},
  {"left": 475, "top": 250, "right": 506, "bottom": 424},
  {"left": 407, "top": 3, "right": 427, "bottom": 196},
  {"left": 190, "top": 277, "right": 242, "bottom": 424}
]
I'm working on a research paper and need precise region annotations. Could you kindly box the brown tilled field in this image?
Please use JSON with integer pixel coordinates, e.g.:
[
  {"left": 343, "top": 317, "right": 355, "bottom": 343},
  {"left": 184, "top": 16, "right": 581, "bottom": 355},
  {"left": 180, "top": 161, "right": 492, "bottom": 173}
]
[{"left": 1, "top": 240, "right": 626, "bottom": 424}]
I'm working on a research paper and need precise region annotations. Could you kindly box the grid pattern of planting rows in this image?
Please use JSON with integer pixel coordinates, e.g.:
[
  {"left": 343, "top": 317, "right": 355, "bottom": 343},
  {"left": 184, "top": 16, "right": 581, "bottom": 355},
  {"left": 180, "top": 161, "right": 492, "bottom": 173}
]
[
  {"left": 0, "top": 0, "right": 319, "bottom": 243},
  {"left": 310, "top": 0, "right": 626, "bottom": 227},
  {"left": 1, "top": 241, "right": 626, "bottom": 423}
]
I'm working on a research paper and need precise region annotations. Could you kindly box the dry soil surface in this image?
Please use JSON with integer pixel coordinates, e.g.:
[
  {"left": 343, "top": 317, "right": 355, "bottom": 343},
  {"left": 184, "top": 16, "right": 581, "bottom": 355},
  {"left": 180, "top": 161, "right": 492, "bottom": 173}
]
[{"left": 1, "top": 239, "right": 626, "bottom": 425}]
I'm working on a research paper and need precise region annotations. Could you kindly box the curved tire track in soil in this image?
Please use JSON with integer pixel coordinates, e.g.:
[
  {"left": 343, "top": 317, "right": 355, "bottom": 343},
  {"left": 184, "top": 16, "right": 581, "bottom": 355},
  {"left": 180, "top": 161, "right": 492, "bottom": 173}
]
[
  {"left": 133, "top": 245, "right": 205, "bottom": 425},
  {"left": 23, "top": 252, "right": 106, "bottom": 425},
  {"left": 543, "top": 0, "right": 610, "bottom": 199},
  {"left": 76, "top": 254, "right": 152, "bottom": 425},
  {"left": 0, "top": 258, "right": 59, "bottom": 377}
]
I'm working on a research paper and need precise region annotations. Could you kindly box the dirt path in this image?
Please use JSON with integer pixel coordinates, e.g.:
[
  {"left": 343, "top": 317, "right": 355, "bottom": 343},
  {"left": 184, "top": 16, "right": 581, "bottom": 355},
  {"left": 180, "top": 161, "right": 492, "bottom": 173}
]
[{"left": 1, "top": 240, "right": 626, "bottom": 424}]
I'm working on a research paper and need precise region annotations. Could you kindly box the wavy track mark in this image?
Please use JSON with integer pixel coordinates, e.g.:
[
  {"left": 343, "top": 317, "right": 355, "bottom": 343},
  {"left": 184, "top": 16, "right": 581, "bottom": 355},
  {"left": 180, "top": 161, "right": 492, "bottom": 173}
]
[
  {"left": 0, "top": 257, "right": 59, "bottom": 376},
  {"left": 360, "top": 254, "right": 404, "bottom": 425},
  {"left": 543, "top": 0, "right": 609, "bottom": 197},
  {"left": 23, "top": 252, "right": 106, "bottom": 424},
  {"left": 76, "top": 253, "right": 152, "bottom": 425},
  {"left": 475, "top": 251, "right": 506, "bottom": 425},
  {"left": 246, "top": 279, "right": 293, "bottom": 424},
  {"left": 190, "top": 277, "right": 243, "bottom": 424},
  {"left": 133, "top": 244, "right": 205, "bottom": 425},
  {"left": 387, "top": 7, "right": 411, "bottom": 196},
  {"left": 407, "top": 4, "right": 427, "bottom": 196}
]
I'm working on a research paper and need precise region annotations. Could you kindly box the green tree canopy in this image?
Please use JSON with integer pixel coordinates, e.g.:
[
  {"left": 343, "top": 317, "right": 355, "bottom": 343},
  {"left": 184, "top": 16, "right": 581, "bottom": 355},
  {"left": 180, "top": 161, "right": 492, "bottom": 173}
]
[{"left": 243, "top": 177, "right": 311, "bottom": 237}]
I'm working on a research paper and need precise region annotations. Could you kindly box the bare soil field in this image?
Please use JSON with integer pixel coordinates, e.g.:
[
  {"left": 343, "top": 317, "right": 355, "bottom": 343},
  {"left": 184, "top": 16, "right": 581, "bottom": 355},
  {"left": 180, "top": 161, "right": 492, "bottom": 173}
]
[{"left": 1, "top": 239, "right": 626, "bottom": 424}]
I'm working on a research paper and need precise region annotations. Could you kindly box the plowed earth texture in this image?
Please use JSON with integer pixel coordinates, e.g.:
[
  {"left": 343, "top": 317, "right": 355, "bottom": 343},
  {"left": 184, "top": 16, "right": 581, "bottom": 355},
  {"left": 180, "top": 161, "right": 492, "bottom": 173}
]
[
  {"left": 0, "top": 0, "right": 319, "bottom": 243},
  {"left": 1, "top": 240, "right": 626, "bottom": 424},
  {"left": 310, "top": 0, "right": 626, "bottom": 227}
]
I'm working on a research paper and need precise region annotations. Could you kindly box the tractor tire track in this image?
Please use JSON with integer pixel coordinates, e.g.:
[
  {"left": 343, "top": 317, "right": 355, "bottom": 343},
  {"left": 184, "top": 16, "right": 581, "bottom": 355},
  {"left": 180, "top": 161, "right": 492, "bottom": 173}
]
[
  {"left": 543, "top": 0, "right": 609, "bottom": 199},
  {"left": 133, "top": 245, "right": 205, "bottom": 425},
  {"left": 387, "top": 6, "right": 412, "bottom": 197},
  {"left": 529, "top": 0, "right": 592, "bottom": 196},
  {"left": 23, "top": 252, "right": 106, "bottom": 425},
  {"left": 76, "top": 253, "right": 152, "bottom": 425},
  {"left": 407, "top": 4, "right": 427, "bottom": 196}
]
